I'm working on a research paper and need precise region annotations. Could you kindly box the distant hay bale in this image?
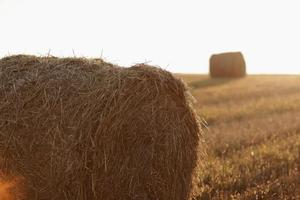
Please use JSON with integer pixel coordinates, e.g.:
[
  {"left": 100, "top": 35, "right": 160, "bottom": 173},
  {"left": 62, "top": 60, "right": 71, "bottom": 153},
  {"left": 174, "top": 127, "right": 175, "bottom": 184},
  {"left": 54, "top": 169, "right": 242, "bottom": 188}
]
[
  {"left": 209, "top": 52, "right": 246, "bottom": 78},
  {"left": 0, "top": 55, "right": 202, "bottom": 200}
]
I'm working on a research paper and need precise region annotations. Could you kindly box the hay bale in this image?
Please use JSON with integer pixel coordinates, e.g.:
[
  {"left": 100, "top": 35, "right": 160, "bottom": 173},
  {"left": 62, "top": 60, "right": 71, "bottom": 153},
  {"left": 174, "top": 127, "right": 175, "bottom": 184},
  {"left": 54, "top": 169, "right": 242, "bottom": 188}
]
[
  {"left": 0, "top": 55, "right": 202, "bottom": 200},
  {"left": 209, "top": 52, "right": 246, "bottom": 78}
]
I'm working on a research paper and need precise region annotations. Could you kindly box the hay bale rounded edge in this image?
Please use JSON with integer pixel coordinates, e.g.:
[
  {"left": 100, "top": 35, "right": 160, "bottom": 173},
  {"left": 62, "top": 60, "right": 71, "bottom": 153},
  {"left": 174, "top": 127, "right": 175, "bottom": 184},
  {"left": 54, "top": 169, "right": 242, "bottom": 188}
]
[
  {"left": 209, "top": 52, "right": 246, "bottom": 78},
  {"left": 0, "top": 55, "right": 203, "bottom": 200}
]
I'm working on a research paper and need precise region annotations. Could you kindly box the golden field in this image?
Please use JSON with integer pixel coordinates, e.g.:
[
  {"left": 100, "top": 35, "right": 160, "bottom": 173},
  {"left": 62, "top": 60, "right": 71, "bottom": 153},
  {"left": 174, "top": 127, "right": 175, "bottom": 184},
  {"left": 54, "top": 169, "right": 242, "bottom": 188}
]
[{"left": 177, "top": 75, "right": 300, "bottom": 200}]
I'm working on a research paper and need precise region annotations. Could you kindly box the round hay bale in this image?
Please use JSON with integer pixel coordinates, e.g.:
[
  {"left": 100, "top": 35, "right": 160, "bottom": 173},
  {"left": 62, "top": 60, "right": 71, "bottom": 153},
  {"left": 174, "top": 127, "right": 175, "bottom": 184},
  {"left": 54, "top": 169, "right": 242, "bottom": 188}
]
[
  {"left": 0, "top": 55, "right": 202, "bottom": 200},
  {"left": 209, "top": 52, "right": 246, "bottom": 78}
]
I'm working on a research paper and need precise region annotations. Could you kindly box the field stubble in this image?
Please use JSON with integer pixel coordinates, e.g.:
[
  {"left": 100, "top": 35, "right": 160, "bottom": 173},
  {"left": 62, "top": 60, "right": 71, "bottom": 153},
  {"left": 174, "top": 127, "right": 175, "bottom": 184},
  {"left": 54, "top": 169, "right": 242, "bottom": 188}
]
[{"left": 177, "top": 74, "right": 300, "bottom": 200}]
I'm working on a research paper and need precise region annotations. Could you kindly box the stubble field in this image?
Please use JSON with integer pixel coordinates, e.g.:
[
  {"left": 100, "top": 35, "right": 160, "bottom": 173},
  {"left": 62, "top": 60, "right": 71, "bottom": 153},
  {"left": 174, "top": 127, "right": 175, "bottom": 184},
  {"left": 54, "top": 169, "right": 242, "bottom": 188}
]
[{"left": 177, "top": 74, "right": 300, "bottom": 200}]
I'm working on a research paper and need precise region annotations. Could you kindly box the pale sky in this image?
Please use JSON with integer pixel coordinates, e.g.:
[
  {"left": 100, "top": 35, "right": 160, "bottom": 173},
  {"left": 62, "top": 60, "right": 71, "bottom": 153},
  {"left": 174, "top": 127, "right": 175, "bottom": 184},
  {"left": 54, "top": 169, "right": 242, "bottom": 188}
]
[{"left": 1, "top": 0, "right": 300, "bottom": 74}]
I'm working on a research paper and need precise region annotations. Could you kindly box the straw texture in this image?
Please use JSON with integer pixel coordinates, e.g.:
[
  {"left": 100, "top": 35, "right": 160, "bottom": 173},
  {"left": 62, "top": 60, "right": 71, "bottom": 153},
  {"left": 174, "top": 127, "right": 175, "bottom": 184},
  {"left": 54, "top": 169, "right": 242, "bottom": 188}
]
[
  {"left": 210, "top": 52, "right": 246, "bottom": 78},
  {"left": 0, "top": 55, "right": 202, "bottom": 200}
]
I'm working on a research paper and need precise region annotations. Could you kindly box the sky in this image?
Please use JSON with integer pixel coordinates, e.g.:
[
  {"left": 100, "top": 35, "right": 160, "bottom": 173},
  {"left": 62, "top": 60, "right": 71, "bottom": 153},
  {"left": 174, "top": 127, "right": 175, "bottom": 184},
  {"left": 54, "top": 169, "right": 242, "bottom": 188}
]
[{"left": 0, "top": 0, "right": 300, "bottom": 74}]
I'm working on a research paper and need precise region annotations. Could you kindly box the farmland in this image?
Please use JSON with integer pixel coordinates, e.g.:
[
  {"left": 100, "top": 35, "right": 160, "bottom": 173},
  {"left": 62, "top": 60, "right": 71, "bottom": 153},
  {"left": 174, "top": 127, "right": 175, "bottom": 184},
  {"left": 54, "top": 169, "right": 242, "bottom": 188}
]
[{"left": 177, "top": 74, "right": 300, "bottom": 200}]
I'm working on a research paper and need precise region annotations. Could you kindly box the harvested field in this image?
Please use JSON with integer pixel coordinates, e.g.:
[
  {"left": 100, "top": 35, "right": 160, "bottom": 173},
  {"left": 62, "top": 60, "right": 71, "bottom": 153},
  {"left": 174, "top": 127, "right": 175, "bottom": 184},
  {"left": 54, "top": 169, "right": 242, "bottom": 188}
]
[
  {"left": 0, "top": 55, "right": 202, "bottom": 200},
  {"left": 177, "top": 74, "right": 300, "bottom": 200}
]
